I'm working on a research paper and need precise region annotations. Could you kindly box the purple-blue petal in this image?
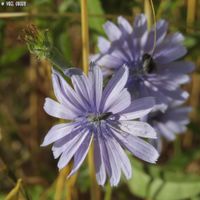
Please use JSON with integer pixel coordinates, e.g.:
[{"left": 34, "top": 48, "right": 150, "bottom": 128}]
[
  {"left": 68, "top": 133, "right": 93, "bottom": 177},
  {"left": 101, "top": 65, "right": 129, "bottom": 112},
  {"left": 43, "top": 98, "right": 77, "bottom": 120}
]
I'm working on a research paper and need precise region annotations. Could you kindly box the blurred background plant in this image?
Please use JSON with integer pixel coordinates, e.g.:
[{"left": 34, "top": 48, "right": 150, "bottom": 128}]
[{"left": 0, "top": 0, "right": 200, "bottom": 199}]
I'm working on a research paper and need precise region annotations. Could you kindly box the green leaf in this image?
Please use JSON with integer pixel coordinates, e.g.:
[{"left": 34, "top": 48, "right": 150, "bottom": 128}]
[
  {"left": 127, "top": 159, "right": 151, "bottom": 198},
  {"left": 58, "top": 0, "right": 79, "bottom": 13},
  {"left": 155, "top": 181, "right": 200, "bottom": 200},
  {"left": 127, "top": 158, "right": 200, "bottom": 200},
  {"left": 59, "top": 32, "right": 72, "bottom": 62},
  {"left": 164, "top": 148, "right": 200, "bottom": 171},
  {"left": 128, "top": 167, "right": 151, "bottom": 198},
  {"left": 183, "top": 36, "right": 197, "bottom": 48},
  {"left": 0, "top": 19, "right": 5, "bottom": 51},
  {"left": 87, "top": 0, "right": 105, "bottom": 34},
  {"left": 28, "top": 186, "right": 43, "bottom": 200},
  {"left": 0, "top": 47, "right": 26, "bottom": 65},
  {"left": 191, "top": 196, "right": 200, "bottom": 200},
  {"left": 148, "top": 178, "right": 164, "bottom": 198}
]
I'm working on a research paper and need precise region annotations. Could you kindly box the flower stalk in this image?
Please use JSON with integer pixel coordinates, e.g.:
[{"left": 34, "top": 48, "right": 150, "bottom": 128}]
[
  {"left": 144, "top": 0, "right": 157, "bottom": 54},
  {"left": 144, "top": 0, "right": 153, "bottom": 29},
  {"left": 55, "top": 167, "right": 70, "bottom": 200},
  {"left": 81, "top": 0, "right": 89, "bottom": 74},
  {"left": 104, "top": 182, "right": 112, "bottom": 200}
]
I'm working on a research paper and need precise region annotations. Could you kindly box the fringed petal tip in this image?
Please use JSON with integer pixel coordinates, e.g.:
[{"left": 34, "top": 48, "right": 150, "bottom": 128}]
[
  {"left": 96, "top": 177, "right": 122, "bottom": 187},
  {"left": 152, "top": 150, "right": 160, "bottom": 163},
  {"left": 43, "top": 97, "right": 52, "bottom": 112},
  {"left": 103, "top": 21, "right": 122, "bottom": 41},
  {"left": 110, "top": 181, "right": 119, "bottom": 187},
  {"left": 96, "top": 172, "right": 106, "bottom": 186},
  {"left": 182, "top": 91, "right": 189, "bottom": 100},
  {"left": 144, "top": 146, "right": 160, "bottom": 164},
  {"left": 67, "top": 170, "right": 76, "bottom": 179},
  {"left": 117, "top": 16, "right": 133, "bottom": 34},
  {"left": 40, "top": 142, "right": 47, "bottom": 147}
]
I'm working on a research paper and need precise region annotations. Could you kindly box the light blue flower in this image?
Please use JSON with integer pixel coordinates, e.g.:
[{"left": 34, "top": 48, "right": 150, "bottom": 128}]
[
  {"left": 93, "top": 14, "right": 194, "bottom": 104},
  {"left": 147, "top": 101, "right": 191, "bottom": 152},
  {"left": 41, "top": 64, "right": 159, "bottom": 186}
]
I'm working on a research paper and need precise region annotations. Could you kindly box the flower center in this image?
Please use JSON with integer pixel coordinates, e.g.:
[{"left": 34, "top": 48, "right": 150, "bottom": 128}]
[
  {"left": 148, "top": 110, "right": 163, "bottom": 123},
  {"left": 128, "top": 53, "right": 156, "bottom": 78},
  {"left": 142, "top": 53, "right": 156, "bottom": 74},
  {"left": 87, "top": 112, "right": 113, "bottom": 123}
]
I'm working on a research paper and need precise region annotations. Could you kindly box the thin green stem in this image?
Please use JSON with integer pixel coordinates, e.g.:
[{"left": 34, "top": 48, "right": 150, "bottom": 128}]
[
  {"left": 174, "top": 136, "right": 181, "bottom": 157},
  {"left": 104, "top": 182, "right": 112, "bottom": 200}
]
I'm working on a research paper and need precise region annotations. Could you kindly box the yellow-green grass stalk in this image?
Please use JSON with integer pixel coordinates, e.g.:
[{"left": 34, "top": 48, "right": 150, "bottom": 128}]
[
  {"left": 81, "top": 0, "right": 89, "bottom": 74},
  {"left": 5, "top": 179, "right": 23, "bottom": 200},
  {"left": 55, "top": 166, "right": 70, "bottom": 200},
  {"left": 54, "top": 128, "right": 77, "bottom": 200},
  {"left": 81, "top": 0, "right": 100, "bottom": 200},
  {"left": 186, "top": 0, "right": 196, "bottom": 32},
  {"left": 144, "top": 0, "right": 153, "bottom": 29},
  {"left": 184, "top": 0, "right": 198, "bottom": 148},
  {"left": 0, "top": 12, "right": 133, "bottom": 21},
  {"left": 144, "top": 0, "right": 157, "bottom": 54}
]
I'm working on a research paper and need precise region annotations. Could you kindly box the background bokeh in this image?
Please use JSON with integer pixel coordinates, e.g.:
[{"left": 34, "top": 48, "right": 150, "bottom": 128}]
[{"left": 0, "top": 0, "right": 200, "bottom": 199}]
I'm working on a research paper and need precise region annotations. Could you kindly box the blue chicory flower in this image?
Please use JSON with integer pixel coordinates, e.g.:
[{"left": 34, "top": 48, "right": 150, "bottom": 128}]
[
  {"left": 146, "top": 101, "right": 191, "bottom": 152},
  {"left": 41, "top": 64, "right": 159, "bottom": 186},
  {"left": 92, "top": 14, "right": 195, "bottom": 105}
]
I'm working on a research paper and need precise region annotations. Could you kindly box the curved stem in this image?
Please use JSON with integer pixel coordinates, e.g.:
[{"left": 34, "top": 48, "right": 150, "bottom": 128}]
[
  {"left": 144, "top": 0, "right": 157, "bottom": 54},
  {"left": 149, "top": 0, "right": 157, "bottom": 54}
]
